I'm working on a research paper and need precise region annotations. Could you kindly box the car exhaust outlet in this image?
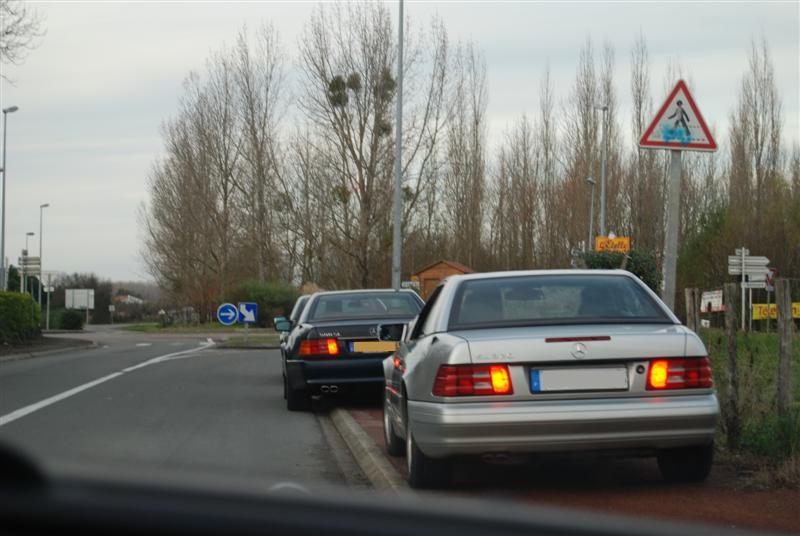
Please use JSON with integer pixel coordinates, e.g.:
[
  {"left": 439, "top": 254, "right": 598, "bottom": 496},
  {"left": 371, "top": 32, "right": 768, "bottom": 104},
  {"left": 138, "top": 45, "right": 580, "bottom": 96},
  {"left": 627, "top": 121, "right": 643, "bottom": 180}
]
[
  {"left": 319, "top": 385, "right": 339, "bottom": 394},
  {"left": 329, "top": 385, "right": 339, "bottom": 393},
  {"left": 320, "top": 386, "right": 329, "bottom": 393}
]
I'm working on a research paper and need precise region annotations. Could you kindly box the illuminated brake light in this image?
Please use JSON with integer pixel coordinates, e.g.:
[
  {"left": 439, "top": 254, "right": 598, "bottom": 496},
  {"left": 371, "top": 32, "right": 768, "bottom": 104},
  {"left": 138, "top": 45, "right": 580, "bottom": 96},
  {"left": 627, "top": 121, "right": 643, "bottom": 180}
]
[
  {"left": 433, "top": 365, "right": 513, "bottom": 397},
  {"left": 649, "top": 360, "right": 669, "bottom": 389},
  {"left": 490, "top": 366, "right": 511, "bottom": 394},
  {"left": 647, "top": 357, "right": 712, "bottom": 390},
  {"left": 299, "top": 338, "right": 340, "bottom": 356}
]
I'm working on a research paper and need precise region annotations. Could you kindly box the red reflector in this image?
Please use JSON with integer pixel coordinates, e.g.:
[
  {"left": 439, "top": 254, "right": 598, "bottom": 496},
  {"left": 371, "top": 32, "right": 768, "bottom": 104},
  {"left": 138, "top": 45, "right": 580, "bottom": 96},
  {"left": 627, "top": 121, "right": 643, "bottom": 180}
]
[
  {"left": 433, "top": 364, "right": 513, "bottom": 397},
  {"left": 299, "top": 338, "right": 339, "bottom": 356},
  {"left": 647, "top": 357, "right": 712, "bottom": 390}
]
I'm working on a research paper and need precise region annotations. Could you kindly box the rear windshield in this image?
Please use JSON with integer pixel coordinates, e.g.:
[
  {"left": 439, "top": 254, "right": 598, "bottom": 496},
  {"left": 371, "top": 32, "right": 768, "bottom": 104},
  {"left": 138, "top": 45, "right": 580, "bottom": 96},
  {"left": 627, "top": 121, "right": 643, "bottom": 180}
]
[
  {"left": 449, "top": 275, "right": 671, "bottom": 329},
  {"left": 308, "top": 292, "right": 421, "bottom": 321},
  {"left": 289, "top": 296, "right": 309, "bottom": 322}
]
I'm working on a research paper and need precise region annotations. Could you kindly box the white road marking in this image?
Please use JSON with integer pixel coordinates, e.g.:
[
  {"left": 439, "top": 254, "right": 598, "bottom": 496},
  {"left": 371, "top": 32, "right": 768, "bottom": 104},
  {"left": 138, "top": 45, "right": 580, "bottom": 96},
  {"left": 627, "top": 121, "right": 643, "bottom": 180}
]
[
  {"left": 135, "top": 343, "right": 151, "bottom": 347},
  {"left": 0, "top": 341, "right": 215, "bottom": 427}
]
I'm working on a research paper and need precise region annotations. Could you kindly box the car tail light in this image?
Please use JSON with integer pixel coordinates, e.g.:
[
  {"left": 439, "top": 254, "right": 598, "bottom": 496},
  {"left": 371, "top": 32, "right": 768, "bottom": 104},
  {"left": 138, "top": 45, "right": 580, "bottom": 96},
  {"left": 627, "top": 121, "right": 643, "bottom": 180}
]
[
  {"left": 647, "top": 357, "right": 712, "bottom": 390},
  {"left": 299, "top": 338, "right": 340, "bottom": 356},
  {"left": 433, "top": 364, "right": 513, "bottom": 396}
]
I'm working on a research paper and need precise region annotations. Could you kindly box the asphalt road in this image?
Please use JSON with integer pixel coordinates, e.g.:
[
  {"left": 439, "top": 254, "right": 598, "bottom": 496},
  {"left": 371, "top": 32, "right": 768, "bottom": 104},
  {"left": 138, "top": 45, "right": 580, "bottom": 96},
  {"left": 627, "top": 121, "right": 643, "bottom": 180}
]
[{"left": 0, "top": 327, "right": 358, "bottom": 489}]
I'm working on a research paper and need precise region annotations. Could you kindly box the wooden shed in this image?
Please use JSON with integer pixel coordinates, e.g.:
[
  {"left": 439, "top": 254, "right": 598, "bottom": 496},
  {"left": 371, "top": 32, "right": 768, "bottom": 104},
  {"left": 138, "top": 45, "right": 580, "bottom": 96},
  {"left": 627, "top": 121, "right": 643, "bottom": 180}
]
[{"left": 412, "top": 260, "right": 475, "bottom": 300}]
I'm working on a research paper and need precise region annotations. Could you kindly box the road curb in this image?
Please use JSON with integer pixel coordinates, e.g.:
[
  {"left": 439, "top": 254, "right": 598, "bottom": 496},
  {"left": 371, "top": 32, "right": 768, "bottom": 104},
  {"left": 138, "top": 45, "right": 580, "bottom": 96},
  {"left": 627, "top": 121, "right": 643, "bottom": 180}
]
[
  {"left": 0, "top": 341, "right": 97, "bottom": 363},
  {"left": 330, "top": 408, "right": 408, "bottom": 493}
]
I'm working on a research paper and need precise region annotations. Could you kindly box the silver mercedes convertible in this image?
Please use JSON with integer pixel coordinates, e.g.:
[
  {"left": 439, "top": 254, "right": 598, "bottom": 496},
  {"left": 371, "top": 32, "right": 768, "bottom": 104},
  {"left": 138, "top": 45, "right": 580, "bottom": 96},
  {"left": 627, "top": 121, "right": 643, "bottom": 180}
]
[{"left": 380, "top": 270, "right": 719, "bottom": 489}]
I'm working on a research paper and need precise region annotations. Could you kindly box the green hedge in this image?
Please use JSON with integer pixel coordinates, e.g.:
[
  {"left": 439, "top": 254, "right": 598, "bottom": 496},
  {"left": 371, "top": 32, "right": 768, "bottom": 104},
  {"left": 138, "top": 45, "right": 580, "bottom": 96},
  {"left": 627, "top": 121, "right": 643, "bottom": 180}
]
[
  {"left": 0, "top": 291, "right": 41, "bottom": 344},
  {"left": 583, "top": 250, "right": 661, "bottom": 293},
  {"left": 60, "top": 309, "right": 85, "bottom": 330},
  {"left": 227, "top": 280, "right": 300, "bottom": 327}
]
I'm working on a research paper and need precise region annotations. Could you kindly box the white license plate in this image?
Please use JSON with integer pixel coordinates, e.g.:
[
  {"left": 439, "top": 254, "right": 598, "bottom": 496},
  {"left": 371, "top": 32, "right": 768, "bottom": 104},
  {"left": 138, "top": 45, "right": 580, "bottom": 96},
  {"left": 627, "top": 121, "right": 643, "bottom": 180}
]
[{"left": 530, "top": 366, "right": 628, "bottom": 393}]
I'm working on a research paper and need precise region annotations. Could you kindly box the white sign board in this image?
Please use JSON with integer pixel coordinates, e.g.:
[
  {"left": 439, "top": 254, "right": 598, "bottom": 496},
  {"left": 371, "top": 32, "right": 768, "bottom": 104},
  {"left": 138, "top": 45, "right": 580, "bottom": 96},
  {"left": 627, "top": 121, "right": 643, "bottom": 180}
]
[
  {"left": 66, "top": 288, "right": 95, "bottom": 310},
  {"left": 700, "top": 290, "right": 723, "bottom": 313},
  {"left": 639, "top": 80, "right": 717, "bottom": 152}
]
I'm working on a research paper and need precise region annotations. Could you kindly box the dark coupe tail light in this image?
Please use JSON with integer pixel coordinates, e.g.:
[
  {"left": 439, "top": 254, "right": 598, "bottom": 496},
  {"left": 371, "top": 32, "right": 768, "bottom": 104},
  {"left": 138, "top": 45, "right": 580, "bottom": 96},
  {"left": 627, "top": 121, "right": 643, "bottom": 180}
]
[
  {"left": 299, "top": 338, "right": 340, "bottom": 356},
  {"left": 647, "top": 357, "right": 713, "bottom": 390},
  {"left": 433, "top": 364, "right": 513, "bottom": 396}
]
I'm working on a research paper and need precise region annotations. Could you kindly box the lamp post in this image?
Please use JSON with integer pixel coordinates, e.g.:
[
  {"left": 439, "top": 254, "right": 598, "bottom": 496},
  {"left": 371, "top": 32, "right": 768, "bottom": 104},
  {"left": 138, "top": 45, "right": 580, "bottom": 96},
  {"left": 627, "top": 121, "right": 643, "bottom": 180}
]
[
  {"left": 595, "top": 103, "right": 608, "bottom": 237},
  {"left": 24, "top": 231, "right": 34, "bottom": 294},
  {"left": 391, "top": 0, "right": 405, "bottom": 290},
  {"left": 586, "top": 177, "right": 596, "bottom": 252},
  {"left": 39, "top": 203, "right": 49, "bottom": 311},
  {"left": 1, "top": 105, "right": 19, "bottom": 291}
]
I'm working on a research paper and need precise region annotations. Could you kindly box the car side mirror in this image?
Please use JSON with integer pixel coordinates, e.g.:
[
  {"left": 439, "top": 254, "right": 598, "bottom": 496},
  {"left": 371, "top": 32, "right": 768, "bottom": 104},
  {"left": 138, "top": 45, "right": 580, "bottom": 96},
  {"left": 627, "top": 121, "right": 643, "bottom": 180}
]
[
  {"left": 273, "top": 316, "right": 292, "bottom": 333},
  {"left": 378, "top": 323, "right": 406, "bottom": 342}
]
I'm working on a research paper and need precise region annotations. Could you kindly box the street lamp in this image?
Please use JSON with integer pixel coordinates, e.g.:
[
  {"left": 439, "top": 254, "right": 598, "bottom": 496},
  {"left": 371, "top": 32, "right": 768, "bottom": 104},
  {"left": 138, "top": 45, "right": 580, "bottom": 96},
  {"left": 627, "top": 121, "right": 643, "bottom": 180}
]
[
  {"left": 39, "top": 203, "right": 49, "bottom": 310},
  {"left": 23, "top": 231, "right": 34, "bottom": 294},
  {"left": 594, "top": 103, "right": 608, "bottom": 237},
  {"left": 586, "top": 177, "right": 596, "bottom": 252},
  {"left": 1, "top": 105, "right": 19, "bottom": 291}
]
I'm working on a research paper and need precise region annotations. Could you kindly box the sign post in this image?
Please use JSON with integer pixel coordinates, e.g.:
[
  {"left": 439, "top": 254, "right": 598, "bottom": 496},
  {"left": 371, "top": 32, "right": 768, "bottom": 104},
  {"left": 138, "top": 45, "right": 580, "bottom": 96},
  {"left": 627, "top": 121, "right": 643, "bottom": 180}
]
[
  {"left": 727, "top": 249, "right": 769, "bottom": 331},
  {"left": 639, "top": 80, "right": 717, "bottom": 312}
]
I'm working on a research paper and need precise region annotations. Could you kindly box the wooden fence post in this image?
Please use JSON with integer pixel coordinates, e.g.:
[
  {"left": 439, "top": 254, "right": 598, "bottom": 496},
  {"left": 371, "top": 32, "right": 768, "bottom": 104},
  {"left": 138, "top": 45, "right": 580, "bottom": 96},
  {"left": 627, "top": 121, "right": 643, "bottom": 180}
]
[
  {"left": 775, "top": 278, "right": 793, "bottom": 417},
  {"left": 684, "top": 288, "right": 695, "bottom": 331},
  {"left": 724, "top": 282, "right": 740, "bottom": 449}
]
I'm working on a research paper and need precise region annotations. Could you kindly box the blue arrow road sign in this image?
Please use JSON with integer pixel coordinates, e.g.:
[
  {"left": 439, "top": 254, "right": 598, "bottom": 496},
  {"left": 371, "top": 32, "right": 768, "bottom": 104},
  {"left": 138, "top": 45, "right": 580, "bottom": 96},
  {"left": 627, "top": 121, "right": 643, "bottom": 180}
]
[
  {"left": 217, "top": 303, "right": 238, "bottom": 326},
  {"left": 238, "top": 302, "right": 258, "bottom": 324}
]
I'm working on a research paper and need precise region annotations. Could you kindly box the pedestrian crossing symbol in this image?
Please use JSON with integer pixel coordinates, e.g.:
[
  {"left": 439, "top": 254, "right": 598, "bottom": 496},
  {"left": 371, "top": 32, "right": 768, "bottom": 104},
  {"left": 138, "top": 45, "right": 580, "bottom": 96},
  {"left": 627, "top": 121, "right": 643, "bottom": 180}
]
[{"left": 639, "top": 80, "right": 717, "bottom": 152}]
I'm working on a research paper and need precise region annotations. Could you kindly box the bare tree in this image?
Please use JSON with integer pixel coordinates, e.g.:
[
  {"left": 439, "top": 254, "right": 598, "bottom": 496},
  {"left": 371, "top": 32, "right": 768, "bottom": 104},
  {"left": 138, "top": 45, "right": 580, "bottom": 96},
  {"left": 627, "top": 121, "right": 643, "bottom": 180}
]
[{"left": 0, "top": 0, "right": 45, "bottom": 71}]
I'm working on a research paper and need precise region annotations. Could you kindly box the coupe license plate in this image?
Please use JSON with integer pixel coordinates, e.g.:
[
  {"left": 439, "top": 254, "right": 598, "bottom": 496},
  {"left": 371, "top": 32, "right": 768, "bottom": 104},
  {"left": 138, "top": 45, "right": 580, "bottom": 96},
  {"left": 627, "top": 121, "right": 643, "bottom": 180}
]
[
  {"left": 349, "top": 341, "right": 399, "bottom": 353},
  {"left": 530, "top": 366, "right": 628, "bottom": 393}
]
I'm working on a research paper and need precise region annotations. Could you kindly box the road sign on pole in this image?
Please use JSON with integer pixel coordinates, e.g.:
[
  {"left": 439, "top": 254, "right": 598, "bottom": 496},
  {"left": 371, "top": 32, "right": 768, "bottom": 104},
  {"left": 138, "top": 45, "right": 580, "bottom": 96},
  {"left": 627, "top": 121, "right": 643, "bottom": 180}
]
[
  {"left": 639, "top": 80, "right": 717, "bottom": 151},
  {"left": 238, "top": 302, "right": 258, "bottom": 324},
  {"left": 217, "top": 303, "right": 238, "bottom": 326},
  {"left": 639, "top": 81, "right": 716, "bottom": 312},
  {"left": 727, "top": 248, "right": 770, "bottom": 331}
]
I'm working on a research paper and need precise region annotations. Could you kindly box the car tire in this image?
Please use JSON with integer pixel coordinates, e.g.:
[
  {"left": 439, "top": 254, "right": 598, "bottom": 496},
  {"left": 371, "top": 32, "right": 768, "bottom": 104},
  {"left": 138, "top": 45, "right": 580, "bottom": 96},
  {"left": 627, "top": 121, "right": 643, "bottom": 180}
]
[
  {"left": 383, "top": 391, "right": 404, "bottom": 457},
  {"left": 657, "top": 444, "right": 714, "bottom": 483},
  {"left": 286, "top": 384, "right": 310, "bottom": 412},
  {"left": 406, "top": 423, "right": 451, "bottom": 489}
]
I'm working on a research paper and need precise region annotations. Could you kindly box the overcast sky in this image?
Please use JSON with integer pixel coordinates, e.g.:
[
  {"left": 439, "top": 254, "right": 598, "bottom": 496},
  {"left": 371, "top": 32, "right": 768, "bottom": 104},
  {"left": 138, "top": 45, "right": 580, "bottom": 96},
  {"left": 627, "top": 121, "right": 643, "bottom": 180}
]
[{"left": 1, "top": 1, "right": 798, "bottom": 282}]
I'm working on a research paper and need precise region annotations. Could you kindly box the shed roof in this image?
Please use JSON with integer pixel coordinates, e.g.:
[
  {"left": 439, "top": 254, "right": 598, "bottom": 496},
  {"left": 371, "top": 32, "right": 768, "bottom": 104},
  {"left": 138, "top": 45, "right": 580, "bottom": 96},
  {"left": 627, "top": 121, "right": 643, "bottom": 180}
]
[{"left": 412, "top": 259, "right": 475, "bottom": 276}]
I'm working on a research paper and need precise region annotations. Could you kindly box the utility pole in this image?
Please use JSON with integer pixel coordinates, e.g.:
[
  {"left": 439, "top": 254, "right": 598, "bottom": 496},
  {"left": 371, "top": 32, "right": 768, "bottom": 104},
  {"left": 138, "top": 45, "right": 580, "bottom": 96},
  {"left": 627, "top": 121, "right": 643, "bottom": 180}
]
[
  {"left": 585, "top": 177, "right": 596, "bottom": 252},
  {"left": 391, "top": 0, "right": 404, "bottom": 291},
  {"left": 596, "top": 104, "right": 608, "bottom": 236}
]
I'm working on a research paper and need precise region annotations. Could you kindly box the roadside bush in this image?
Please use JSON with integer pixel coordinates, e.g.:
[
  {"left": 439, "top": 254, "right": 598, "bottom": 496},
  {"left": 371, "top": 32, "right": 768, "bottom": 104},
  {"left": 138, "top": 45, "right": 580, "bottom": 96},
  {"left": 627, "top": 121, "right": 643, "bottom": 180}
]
[
  {"left": 227, "top": 280, "right": 300, "bottom": 327},
  {"left": 59, "top": 309, "right": 86, "bottom": 330},
  {"left": 583, "top": 250, "right": 661, "bottom": 293},
  {"left": 0, "top": 291, "right": 41, "bottom": 344}
]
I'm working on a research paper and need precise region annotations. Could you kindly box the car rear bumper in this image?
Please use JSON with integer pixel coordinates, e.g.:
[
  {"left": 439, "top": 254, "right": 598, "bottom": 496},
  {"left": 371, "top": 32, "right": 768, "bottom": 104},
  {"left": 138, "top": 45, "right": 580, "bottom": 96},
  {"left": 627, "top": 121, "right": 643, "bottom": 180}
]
[
  {"left": 286, "top": 357, "right": 386, "bottom": 392},
  {"left": 408, "top": 394, "right": 719, "bottom": 458}
]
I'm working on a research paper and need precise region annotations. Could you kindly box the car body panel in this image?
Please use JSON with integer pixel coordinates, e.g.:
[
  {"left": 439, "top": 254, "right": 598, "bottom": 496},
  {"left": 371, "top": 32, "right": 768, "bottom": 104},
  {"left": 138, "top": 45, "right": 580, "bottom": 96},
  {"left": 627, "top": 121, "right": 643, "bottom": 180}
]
[{"left": 383, "top": 270, "right": 719, "bottom": 459}]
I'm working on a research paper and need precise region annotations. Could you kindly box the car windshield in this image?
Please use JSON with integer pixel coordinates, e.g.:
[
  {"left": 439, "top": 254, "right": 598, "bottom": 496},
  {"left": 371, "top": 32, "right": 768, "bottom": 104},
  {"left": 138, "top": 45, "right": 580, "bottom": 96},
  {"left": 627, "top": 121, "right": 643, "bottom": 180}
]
[
  {"left": 308, "top": 293, "right": 420, "bottom": 321},
  {"left": 450, "top": 275, "right": 671, "bottom": 329}
]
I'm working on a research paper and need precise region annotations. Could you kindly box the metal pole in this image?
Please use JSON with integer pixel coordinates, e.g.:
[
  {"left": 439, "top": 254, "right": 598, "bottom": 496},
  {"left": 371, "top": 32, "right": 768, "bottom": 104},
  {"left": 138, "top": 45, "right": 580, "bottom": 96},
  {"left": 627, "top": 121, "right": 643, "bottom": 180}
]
[
  {"left": 587, "top": 180, "right": 595, "bottom": 252},
  {"left": 46, "top": 273, "right": 51, "bottom": 331},
  {"left": 741, "top": 247, "right": 746, "bottom": 332},
  {"left": 599, "top": 105, "right": 608, "bottom": 237},
  {"left": 661, "top": 149, "right": 681, "bottom": 311},
  {"left": 0, "top": 112, "right": 7, "bottom": 291},
  {"left": 766, "top": 289, "right": 771, "bottom": 334},
  {"left": 748, "top": 287, "right": 753, "bottom": 332},
  {"left": 39, "top": 206, "right": 43, "bottom": 309},
  {"left": 391, "top": 0, "right": 404, "bottom": 291}
]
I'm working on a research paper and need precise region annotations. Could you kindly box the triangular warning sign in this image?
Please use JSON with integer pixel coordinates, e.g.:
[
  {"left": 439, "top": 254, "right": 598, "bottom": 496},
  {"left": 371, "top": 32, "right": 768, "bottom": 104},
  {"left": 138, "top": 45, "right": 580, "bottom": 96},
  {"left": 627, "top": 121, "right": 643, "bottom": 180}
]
[{"left": 639, "top": 80, "right": 717, "bottom": 152}]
